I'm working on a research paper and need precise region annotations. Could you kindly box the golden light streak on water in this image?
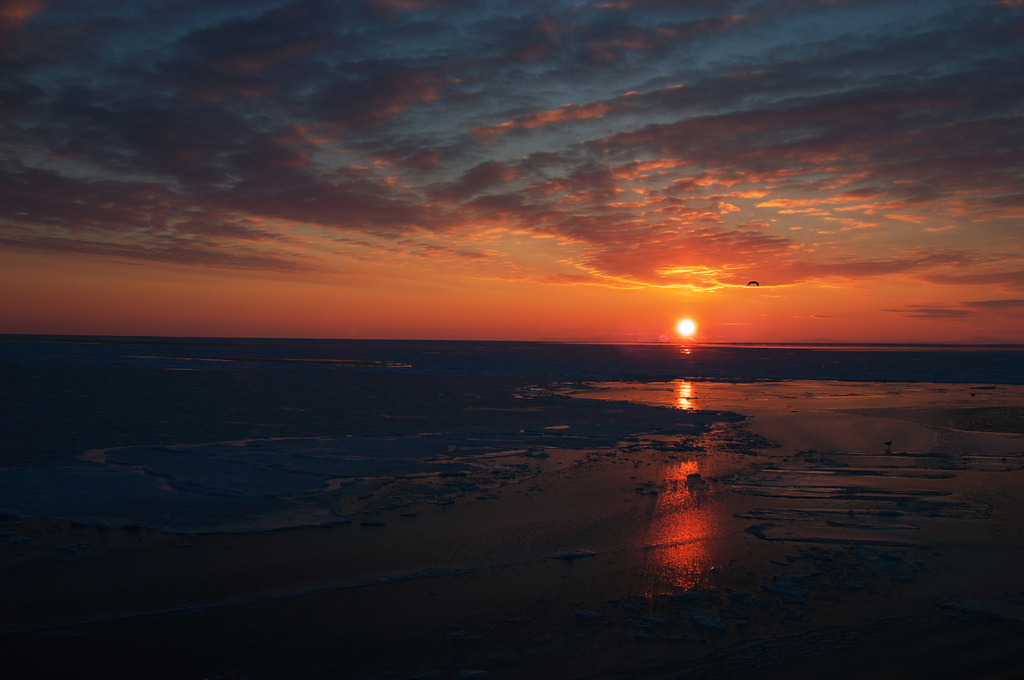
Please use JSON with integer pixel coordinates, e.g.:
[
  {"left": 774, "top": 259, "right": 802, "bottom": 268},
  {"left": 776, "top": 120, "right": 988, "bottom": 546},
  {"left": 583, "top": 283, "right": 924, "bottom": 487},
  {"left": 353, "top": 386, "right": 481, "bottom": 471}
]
[
  {"left": 637, "top": 457, "right": 720, "bottom": 593},
  {"left": 675, "top": 380, "right": 695, "bottom": 410}
]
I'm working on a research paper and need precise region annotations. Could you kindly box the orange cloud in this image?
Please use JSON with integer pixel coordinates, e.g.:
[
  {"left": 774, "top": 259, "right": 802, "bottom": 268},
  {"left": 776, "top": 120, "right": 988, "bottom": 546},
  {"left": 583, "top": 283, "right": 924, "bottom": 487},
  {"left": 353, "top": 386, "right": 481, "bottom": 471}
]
[
  {"left": 0, "top": 0, "right": 44, "bottom": 25},
  {"left": 470, "top": 99, "right": 632, "bottom": 139}
]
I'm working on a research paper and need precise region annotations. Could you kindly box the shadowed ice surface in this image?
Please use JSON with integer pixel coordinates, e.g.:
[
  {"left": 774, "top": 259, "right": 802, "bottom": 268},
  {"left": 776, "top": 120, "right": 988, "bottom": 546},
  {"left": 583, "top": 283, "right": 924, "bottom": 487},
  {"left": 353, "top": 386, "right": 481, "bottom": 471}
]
[
  {"left": 2, "top": 338, "right": 1023, "bottom": 541},
  {"left": 3, "top": 337, "right": 1024, "bottom": 680}
]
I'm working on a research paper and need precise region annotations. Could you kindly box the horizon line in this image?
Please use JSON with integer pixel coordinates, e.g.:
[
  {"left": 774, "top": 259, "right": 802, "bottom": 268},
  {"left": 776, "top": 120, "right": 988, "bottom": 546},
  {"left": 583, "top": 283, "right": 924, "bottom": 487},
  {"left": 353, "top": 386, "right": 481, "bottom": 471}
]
[{"left": 2, "top": 333, "right": 1022, "bottom": 349}]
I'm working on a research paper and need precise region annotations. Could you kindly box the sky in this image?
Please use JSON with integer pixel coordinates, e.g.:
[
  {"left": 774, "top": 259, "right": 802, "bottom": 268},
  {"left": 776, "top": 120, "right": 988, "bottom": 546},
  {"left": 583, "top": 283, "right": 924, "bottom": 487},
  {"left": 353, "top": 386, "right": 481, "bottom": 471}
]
[{"left": 0, "top": 0, "right": 1022, "bottom": 342}]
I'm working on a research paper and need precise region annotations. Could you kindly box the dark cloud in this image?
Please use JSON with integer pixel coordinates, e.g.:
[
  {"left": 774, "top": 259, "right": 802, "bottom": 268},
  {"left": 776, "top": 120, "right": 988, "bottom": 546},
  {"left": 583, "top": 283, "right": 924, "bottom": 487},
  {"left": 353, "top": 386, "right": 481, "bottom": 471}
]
[
  {"left": 922, "top": 270, "right": 1024, "bottom": 290},
  {"left": 393, "top": 238, "right": 496, "bottom": 261},
  {"left": 431, "top": 160, "right": 519, "bottom": 203},
  {"left": 964, "top": 299, "right": 1024, "bottom": 309},
  {"left": 0, "top": 0, "right": 45, "bottom": 58},
  {"left": 0, "top": 234, "right": 323, "bottom": 272},
  {"left": 0, "top": 0, "right": 1019, "bottom": 293},
  {"left": 304, "top": 68, "right": 451, "bottom": 131},
  {"left": 883, "top": 297, "right": 1024, "bottom": 320},
  {"left": 883, "top": 306, "right": 978, "bottom": 319}
]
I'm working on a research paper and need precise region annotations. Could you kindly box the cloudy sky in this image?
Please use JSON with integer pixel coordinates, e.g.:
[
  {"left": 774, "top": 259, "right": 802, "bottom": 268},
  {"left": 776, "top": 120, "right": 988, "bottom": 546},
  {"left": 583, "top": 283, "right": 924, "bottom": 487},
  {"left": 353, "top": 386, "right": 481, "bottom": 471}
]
[{"left": 1, "top": 0, "right": 1022, "bottom": 341}]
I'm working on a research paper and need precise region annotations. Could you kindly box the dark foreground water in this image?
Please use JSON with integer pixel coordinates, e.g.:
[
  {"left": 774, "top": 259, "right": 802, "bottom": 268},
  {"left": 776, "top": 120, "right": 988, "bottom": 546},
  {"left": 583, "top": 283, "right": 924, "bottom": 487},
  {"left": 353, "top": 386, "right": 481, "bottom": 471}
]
[{"left": 3, "top": 336, "right": 1024, "bottom": 680}]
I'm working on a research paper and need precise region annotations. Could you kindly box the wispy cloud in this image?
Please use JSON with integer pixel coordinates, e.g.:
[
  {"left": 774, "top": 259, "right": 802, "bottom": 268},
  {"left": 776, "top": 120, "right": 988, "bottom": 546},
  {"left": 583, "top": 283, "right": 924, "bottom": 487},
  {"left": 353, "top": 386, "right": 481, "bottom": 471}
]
[{"left": 0, "top": 0, "right": 1020, "bottom": 306}]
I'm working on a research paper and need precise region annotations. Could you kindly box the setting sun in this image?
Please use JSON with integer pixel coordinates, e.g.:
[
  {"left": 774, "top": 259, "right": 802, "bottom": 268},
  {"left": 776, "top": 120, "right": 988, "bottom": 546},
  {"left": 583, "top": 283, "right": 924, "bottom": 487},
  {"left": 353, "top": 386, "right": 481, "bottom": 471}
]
[{"left": 676, "top": 318, "right": 697, "bottom": 338}]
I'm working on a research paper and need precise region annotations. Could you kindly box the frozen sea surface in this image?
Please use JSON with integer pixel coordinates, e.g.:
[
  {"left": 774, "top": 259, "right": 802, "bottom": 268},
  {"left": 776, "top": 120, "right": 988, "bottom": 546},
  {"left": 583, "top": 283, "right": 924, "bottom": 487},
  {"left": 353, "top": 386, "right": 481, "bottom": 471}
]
[
  {"left": 2, "top": 335, "right": 1023, "bottom": 382},
  {"left": 2, "top": 336, "right": 1021, "bottom": 532}
]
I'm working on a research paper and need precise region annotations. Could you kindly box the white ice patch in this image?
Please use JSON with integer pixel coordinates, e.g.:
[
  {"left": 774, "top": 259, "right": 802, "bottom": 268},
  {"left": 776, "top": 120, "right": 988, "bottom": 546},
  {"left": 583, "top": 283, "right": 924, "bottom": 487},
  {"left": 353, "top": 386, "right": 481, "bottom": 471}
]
[{"left": 0, "top": 433, "right": 556, "bottom": 533}]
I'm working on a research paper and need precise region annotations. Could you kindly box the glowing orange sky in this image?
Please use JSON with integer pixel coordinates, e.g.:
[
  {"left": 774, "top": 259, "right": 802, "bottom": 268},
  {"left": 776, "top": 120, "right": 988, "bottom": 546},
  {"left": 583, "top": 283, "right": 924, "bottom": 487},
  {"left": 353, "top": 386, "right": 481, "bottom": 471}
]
[{"left": 1, "top": 0, "right": 1022, "bottom": 342}]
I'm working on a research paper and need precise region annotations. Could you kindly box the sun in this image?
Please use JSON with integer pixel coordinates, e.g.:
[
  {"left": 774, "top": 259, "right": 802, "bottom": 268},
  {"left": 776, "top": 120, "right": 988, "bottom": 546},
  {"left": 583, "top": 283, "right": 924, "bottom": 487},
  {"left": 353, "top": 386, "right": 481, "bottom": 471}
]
[{"left": 676, "top": 318, "right": 697, "bottom": 338}]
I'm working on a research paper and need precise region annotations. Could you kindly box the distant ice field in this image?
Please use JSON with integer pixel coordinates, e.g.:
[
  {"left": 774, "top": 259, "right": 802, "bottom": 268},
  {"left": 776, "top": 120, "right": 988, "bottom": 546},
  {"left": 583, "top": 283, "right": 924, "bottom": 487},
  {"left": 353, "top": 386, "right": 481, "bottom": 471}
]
[
  {"left": 2, "top": 335, "right": 1022, "bottom": 383},
  {"left": 1, "top": 336, "right": 1021, "bottom": 532}
]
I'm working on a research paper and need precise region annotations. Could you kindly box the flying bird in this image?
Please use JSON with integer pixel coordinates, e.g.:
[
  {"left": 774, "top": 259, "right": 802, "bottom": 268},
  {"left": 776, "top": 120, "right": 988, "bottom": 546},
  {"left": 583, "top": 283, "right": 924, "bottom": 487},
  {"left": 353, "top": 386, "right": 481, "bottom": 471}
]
[
  {"left": 884, "top": 441, "right": 893, "bottom": 447},
  {"left": 746, "top": 281, "right": 759, "bottom": 286}
]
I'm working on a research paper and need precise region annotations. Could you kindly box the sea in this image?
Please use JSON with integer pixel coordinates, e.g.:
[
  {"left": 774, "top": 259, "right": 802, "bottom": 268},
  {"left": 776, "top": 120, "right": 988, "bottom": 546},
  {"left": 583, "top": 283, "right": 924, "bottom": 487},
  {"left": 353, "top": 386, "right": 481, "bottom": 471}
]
[
  {"left": 2, "top": 335, "right": 1023, "bottom": 383},
  {"left": 2, "top": 334, "right": 1022, "bottom": 531},
  {"left": 4, "top": 334, "right": 1024, "bottom": 680}
]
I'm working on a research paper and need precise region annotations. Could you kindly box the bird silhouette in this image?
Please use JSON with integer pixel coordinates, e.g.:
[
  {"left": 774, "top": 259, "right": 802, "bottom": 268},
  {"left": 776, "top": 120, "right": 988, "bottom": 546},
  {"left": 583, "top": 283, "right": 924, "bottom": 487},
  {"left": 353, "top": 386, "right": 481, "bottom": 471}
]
[
  {"left": 883, "top": 441, "right": 893, "bottom": 447},
  {"left": 746, "top": 281, "right": 759, "bottom": 286}
]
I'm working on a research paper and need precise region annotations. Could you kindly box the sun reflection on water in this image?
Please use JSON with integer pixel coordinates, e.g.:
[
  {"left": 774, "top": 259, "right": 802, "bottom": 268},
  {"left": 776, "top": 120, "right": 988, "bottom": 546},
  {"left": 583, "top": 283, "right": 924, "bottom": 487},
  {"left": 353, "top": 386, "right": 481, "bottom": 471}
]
[
  {"left": 637, "top": 457, "right": 720, "bottom": 593},
  {"left": 676, "top": 380, "right": 695, "bottom": 410}
]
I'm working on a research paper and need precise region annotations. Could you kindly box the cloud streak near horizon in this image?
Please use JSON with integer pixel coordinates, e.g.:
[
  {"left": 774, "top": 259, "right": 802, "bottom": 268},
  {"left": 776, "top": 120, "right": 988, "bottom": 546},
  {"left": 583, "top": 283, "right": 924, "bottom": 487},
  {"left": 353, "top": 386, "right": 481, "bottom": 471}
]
[{"left": 1, "top": 0, "right": 1022, "bottom": 328}]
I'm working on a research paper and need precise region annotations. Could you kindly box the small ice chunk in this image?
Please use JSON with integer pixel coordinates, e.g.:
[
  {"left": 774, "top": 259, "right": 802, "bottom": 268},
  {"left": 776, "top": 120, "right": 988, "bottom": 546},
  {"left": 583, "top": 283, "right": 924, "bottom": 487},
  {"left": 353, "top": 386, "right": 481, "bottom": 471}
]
[
  {"left": 668, "top": 591, "right": 702, "bottom": 603},
  {"left": 690, "top": 609, "right": 725, "bottom": 631},
  {"left": 573, "top": 609, "right": 607, "bottom": 621},
  {"left": 939, "top": 598, "right": 1024, "bottom": 621},
  {"left": 360, "top": 517, "right": 386, "bottom": 526},
  {"left": 761, "top": 575, "right": 809, "bottom": 603},
  {"left": 661, "top": 633, "right": 706, "bottom": 642},
  {"left": 55, "top": 542, "right": 90, "bottom": 552},
  {"left": 413, "top": 671, "right": 446, "bottom": 680},
  {"left": 458, "top": 671, "right": 490, "bottom": 680},
  {"left": 551, "top": 549, "right": 596, "bottom": 560},
  {"left": 729, "top": 591, "right": 754, "bottom": 605},
  {"left": 68, "top": 517, "right": 112, "bottom": 529},
  {"left": 0, "top": 509, "right": 19, "bottom": 519}
]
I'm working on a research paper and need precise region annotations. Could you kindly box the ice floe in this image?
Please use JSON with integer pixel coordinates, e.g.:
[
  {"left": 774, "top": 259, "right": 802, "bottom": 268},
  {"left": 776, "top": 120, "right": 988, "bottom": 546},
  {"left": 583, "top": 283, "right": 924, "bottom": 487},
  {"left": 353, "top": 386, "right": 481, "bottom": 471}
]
[
  {"left": 457, "top": 671, "right": 490, "bottom": 680},
  {"left": 689, "top": 609, "right": 726, "bottom": 631},
  {"left": 573, "top": 609, "right": 607, "bottom": 620},
  {"left": 551, "top": 548, "right": 596, "bottom": 560},
  {"left": 761, "top": 575, "right": 810, "bottom": 603}
]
